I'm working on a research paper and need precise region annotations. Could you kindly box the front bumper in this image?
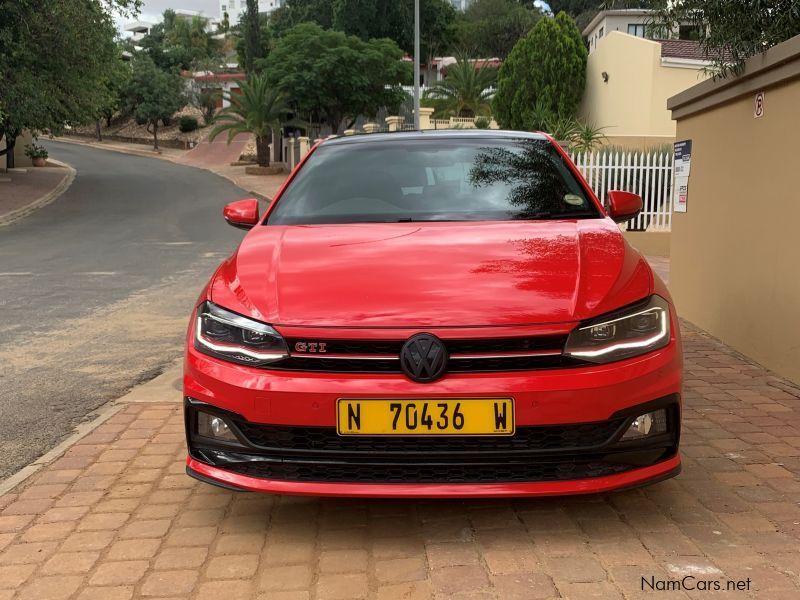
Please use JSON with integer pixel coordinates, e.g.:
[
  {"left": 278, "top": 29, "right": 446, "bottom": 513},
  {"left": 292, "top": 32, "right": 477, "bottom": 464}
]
[
  {"left": 184, "top": 334, "right": 682, "bottom": 497},
  {"left": 184, "top": 395, "right": 681, "bottom": 497}
]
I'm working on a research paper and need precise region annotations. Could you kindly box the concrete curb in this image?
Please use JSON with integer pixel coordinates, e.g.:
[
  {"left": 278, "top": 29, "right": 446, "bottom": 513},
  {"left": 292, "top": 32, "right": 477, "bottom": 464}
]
[
  {"left": 0, "top": 359, "right": 183, "bottom": 497},
  {"left": 0, "top": 403, "right": 125, "bottom": 497},
  {"left": 52, "top": 136, "right": 184, "bottom": 164},
  {"left": 0, "top": 159, "right": 76, "bottom": 227}
]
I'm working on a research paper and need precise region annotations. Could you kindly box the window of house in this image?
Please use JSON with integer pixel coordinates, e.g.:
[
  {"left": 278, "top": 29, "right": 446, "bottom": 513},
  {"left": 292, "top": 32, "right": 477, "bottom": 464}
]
[
  {"left": 679, "top": 25, "right": 702, "bottom": 40},
  {"left": 229, "top": 0, "right": 235, "bottom": 8},
  {"left": 627, "top": 24, "right": 646, "bottom": 38},
  {"left": 599, "top": 27, "right": 604, "bottom": 38}
]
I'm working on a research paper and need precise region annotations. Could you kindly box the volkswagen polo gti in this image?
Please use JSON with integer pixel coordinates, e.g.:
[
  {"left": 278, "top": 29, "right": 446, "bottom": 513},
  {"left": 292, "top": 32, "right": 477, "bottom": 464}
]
[{"left": 184, "top": 130, "right": 682, "bottom": 497}]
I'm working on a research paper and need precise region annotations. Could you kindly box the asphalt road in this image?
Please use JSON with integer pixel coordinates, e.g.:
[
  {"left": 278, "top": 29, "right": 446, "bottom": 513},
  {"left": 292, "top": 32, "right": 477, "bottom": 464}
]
[{"left": 0, "top": 141, "right": 250, "bottom": 479}]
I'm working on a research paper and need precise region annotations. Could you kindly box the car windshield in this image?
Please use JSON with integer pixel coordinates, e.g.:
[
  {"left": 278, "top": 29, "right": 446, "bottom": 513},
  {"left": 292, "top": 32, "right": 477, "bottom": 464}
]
[{"left": 266, "top": 137, "right": 600, "bottom": 225}]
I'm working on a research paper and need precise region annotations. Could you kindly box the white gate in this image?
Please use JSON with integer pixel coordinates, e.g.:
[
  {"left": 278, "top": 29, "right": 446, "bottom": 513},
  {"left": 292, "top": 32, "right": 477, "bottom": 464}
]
[{"left": 570, "top": 150, "right": 674, "bottom": 231}]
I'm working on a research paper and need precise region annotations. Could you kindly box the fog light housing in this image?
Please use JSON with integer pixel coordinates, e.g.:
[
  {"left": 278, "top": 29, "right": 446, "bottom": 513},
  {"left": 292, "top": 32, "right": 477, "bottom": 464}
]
[
  {"left": 621, "top": 409, "right": 668, "bottom": 441},
  {"left": 197, "top": 411, "right": 238, "bottom": 442}
]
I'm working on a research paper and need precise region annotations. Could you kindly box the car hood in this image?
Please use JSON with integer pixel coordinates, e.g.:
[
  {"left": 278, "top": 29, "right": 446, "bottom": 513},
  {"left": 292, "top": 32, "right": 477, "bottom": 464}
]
[{"left": 209, "top": 220, "right": 653, "bottom": 327}]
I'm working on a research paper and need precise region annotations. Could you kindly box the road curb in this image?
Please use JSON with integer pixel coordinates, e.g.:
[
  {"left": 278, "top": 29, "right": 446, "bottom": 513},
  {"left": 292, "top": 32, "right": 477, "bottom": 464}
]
[
  {"left": 0, "top": 159, "right": 76, "bottom": 227},
  {"left": 0, "top": 359, "right": 183, "bottom": 497},
  {"left": 0, "top": 402, "right": 125, "bottom": 497},
  {"left": 52, "top": 136, "right": 184, "bottom": 164}
]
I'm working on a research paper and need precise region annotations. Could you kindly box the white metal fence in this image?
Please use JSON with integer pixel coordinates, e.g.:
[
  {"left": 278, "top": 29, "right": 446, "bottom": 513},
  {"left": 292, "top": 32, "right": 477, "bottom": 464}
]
[{"left": 570, "top": 150, "right": 674, "bottom": 231}]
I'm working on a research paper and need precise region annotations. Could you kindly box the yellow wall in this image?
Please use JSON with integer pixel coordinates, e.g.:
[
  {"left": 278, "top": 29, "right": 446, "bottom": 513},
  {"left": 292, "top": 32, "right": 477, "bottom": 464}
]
[
  {"left": 670, "top": 78, "right": 800, "bottom": 384},
  {"left": 580, "top": 32, "right": 708, "bottom": 141}
]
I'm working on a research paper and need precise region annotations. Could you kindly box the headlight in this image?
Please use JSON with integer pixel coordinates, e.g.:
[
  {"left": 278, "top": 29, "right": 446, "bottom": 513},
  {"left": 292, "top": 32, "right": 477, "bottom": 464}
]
[
  {"left": 194, "top": 301, "right": 289, "bottom": 366},
  {"left": 564, "top": 295, "right": 671, "bottom": 363}
]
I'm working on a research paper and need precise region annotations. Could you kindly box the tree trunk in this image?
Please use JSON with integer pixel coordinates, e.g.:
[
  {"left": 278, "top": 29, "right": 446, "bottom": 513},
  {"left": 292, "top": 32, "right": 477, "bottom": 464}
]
[
  {"left": 273, "top": 128, "right": 282, "bottom": 162},
  {"left": 4, "top": 132, "right": 16, "bottom": 169},
  {"left": 151, "top": 121, "right": 159, "bottom": 151},
  {"left": 255, "top": 135, "right": 270, "bottom": 167},
  {"left": 96, "top": 120, "right": 103, "bottom": 142}
]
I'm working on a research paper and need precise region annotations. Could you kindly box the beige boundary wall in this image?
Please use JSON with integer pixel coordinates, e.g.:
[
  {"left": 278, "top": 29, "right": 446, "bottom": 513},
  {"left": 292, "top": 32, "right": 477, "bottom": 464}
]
[
  {"left": 580, "top": 32, "right": 710, "bottom": 143},
  {"left": 623, "top": 230, "right": 671, "bottom": 257},
  {"left": 667, "top": 35, "right": 800, "bottom": 384}
]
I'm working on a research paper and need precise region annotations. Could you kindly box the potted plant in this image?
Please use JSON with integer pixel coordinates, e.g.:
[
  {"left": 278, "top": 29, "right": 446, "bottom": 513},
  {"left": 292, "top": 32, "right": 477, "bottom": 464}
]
[{"left": 24, "top": 143, "right": 49, "bottom": 167}]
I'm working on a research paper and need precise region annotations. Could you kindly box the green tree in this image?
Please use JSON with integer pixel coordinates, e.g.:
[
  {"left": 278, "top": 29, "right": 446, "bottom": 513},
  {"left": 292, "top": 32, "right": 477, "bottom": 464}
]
[
  {"left": 0, "top": 0, "right": 140, "bottom": 168},
  {"left": 241, "top": 0, "right": 267, "bottom": 73},
  {"left": 424, "top": 58, "right": 497, "bottom": 117},
  {"left": 237, "top": 7, "right": 271, "bottom": 73},
  {"left": 652, "top": 0, "right": 800, "bottom": 77},
  {"left": 122, "top": 56, "right": 185, "bottom": 150},
  {"left": 263, "top": 23, "right": 410, "bottom": 131},
  {"left": 420, "top": 0, "right": 459, "bottom": 65},
  {"left": 95, "top": 51, "right": 132, "bottom": 140},
  {"left": 332, "top": 0, "right": 412, "bottom": 50},
  {"left": 270, "top": 0, "right": 335, "bottom": 38},
  {"left": 208, "top": 74, "right": 293, "bottom": 167},
  {"left": 139, "top": 12, "right": 193, "bottom": 71},
  {"left": 138, "top": 9, "right": 223, "bottom": 72},
  {"left": 493, "top": 12, "right": 587, "bottom": 130},
  {"left": 455, "top": 0, "right": 542, "bottom": 58}
]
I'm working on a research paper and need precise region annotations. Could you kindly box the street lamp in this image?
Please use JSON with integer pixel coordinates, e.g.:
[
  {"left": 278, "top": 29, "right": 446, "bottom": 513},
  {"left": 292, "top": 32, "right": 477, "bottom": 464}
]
[{"left": 413, "top": 0, "right": 420, "bottom": 129}]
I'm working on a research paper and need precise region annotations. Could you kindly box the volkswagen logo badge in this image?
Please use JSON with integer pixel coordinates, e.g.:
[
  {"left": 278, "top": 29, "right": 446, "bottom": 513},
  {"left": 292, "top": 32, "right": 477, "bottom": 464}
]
[{"left": 400, "top": 333, "right": 448, "bottom": 383}]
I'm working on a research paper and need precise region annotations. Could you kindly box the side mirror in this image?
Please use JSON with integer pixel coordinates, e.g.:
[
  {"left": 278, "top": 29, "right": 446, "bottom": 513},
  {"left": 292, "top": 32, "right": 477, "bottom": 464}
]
[
  {"left": 223, "top": 199, "right": 259, "bottom": 230},
  {"left": 607, "top": 190, "right": 642, "bottom": 223}
]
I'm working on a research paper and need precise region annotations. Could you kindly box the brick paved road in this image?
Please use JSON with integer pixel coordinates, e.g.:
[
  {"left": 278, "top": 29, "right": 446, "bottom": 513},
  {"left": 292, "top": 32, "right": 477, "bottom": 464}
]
[{"left": 1, "top": 323, "right": 799, "bottom": 600}]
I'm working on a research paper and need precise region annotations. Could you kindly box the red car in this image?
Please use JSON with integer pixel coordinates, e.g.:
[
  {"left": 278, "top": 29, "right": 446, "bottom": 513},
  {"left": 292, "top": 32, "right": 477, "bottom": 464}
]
[{"left": 184, "top": 131, "right": 682, "bottom": 497}]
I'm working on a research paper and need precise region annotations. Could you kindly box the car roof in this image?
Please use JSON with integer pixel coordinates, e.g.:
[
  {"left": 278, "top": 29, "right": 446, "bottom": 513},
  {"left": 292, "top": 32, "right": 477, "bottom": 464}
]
[{"left": 320, "top": 129, "right": 550, "bottom": 147}]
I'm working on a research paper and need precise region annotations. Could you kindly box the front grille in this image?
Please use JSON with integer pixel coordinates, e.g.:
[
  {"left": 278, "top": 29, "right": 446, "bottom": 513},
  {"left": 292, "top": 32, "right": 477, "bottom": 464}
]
[
  {"left": 222, "top": 459, "right": 632, "bottom": 483},
  {"left": 232, "top": 419, "right": 627, "bottom": 454},
  {"left": 269, "top": 335, "right": 571, "bottom": 374}
]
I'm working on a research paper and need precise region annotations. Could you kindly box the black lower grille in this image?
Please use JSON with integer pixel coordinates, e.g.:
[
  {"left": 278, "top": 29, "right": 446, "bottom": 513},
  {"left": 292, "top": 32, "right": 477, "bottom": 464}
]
[
  {"left": 232, "top": 419, "right": 627, "bottom": 454},
  {"left": 186, "top": 396, "right": 681, "bottom": 486},
  {"left": 222, "top": 459, "right": 632, "bottom": 483}
]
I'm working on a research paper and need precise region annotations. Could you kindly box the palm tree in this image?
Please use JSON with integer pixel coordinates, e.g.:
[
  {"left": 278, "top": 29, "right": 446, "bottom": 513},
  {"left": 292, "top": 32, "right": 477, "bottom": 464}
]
[
  {"left": 424, "top": 58, "right": 497, "bottom": 118},
  {"left": 208, "top": 74, "right": 292, "bottom": 167}
]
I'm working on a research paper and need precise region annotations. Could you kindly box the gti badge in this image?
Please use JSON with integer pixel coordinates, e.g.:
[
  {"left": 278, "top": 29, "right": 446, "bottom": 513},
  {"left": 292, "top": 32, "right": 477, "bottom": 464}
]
[{"left": 294, "top": 342, "right": 327, "bottom": 353}]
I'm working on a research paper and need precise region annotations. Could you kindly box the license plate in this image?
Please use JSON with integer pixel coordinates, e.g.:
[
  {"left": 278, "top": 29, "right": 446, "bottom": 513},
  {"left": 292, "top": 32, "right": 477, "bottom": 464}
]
[{"left": 336, "top": 398, "right": 514, "bottom": 436}]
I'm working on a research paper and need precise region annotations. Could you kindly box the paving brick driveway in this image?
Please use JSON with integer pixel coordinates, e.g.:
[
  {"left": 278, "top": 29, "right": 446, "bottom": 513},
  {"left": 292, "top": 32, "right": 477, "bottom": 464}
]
[{"left": 1, "top": 322, "right": 800, "bottom": 600}]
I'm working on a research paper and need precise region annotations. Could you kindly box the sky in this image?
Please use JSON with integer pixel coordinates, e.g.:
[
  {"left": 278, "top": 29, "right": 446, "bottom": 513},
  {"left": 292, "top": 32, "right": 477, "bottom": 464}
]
[{"left": 119, "top": 0, "right": 552, "bottom": 33}]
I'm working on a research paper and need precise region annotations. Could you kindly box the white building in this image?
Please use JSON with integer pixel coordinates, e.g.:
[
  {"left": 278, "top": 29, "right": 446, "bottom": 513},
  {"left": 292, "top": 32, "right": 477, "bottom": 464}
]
[
  {"left": 124, "top": 20, "right": 154, "bottom": 41},
  {"left": 449, "top": 0, "right": 472, "bottom": 10},
  {"left": 220, "top": 0, "right": 285, "bottom": 25},
  {"left": 174, "top": 8, "right": 220, "bottom": 31},
  {"left": 584, "top": 9, "right": 698, "bottom": 54}
]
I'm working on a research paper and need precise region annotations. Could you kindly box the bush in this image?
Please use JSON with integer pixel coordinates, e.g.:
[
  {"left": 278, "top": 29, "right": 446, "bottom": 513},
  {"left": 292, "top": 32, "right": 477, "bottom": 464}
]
[
  {"left": 474, "top": 116, "right": 491, "bottom": 129},
  {"left": 24, "top": 143, "right": 48, "bottom": 160},
  {"left": 178, "top": 116, "right": 200, "bottom": 132},
  {"left": 493, "top": 12, "right": 587, "bottom": 130}
]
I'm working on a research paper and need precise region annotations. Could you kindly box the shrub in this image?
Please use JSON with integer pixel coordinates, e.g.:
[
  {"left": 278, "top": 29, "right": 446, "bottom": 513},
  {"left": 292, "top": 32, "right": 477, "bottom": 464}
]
[
  {"left": 493, "top": 12, "right": 587, "bottom": 130},
  {"left": 24, "top": 143, "right": 48, "bottom": 160},
  {"left": 178, "top": 116, "right": 200, "bottom": 132},
  {"left": 473, "top": 116, "right": 491, "bottom": 129}
]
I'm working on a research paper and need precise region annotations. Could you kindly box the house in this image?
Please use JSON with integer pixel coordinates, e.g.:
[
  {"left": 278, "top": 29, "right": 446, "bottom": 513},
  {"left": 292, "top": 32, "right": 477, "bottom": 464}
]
[
  {"left": 584, "top": 8, "right": 699, "bottom": 54},
  {"left": 421, "top": 56, "right": 501, "bottom": 87},
  {"left": 579, "top": 32, "right": 718, "bottom": 148},
  {"left": 449, "top": 0, "right": 473, "bottom": 10},
  {"left": 124, "top": 20, "right": 153, "bottom": 41},
  {"left": 187, "top": 71, "right": 247, "bottom": 108},
  {"left": 220, "top": 0, "right": 285, "bottom": 25},
  {"left": 174, "top": 9, "right": 220, "bottom": 31}
]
